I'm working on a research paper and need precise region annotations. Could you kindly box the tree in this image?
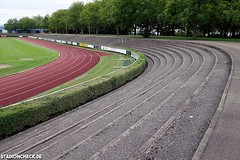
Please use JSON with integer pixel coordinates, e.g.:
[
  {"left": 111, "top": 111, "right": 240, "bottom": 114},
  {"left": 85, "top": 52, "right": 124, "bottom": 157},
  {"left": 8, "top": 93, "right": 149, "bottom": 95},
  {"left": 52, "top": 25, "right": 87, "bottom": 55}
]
[
  {"left": 19, "top": 17, "right": 36, "bottom": 32},
  {"left": 49, "top": 9, "right": 68, "bottom": 33},
  {"left": 197, "top": 1, "right": 218, "bottom": 37},
  {"left": 111, "top": 0, "right": 137, "bottom": 35},
  {"left": 215, "top": 0, "right": 240, "bottom": 37},
  {"left": 33, "top": 15, "right": 43, "bottom": 29},
  {"left": 156, "top": 0, "right": 168, "bottom": 36},
  {"left": 68, "top": 2, "right": 84, "bottom": 33},
  {"left": 231, "top": 0, "right": 240, "bottom": 37},
  {"left": 3, "top": 0, "right": 240, "bottom": 38},
  {"left": 80, "top": 2, "right": 100, "bottom": 34},
  {"left": 177, "top": 0, "right": 213, "bottom": 39},
  {"left": 134, "top": 0, "right": 159, "bottom": 37},
  {"left": 164, "top": 0, "right": 186, "bottom": 36},
  {"left": 41, "top": 14, "right": 50, "bottom": 30},
  {"left": 4, "top": 18, "right": 19, "bottom": 31},
  {"left": 96, "top": 0, "right": 116, "bottom": 34}
]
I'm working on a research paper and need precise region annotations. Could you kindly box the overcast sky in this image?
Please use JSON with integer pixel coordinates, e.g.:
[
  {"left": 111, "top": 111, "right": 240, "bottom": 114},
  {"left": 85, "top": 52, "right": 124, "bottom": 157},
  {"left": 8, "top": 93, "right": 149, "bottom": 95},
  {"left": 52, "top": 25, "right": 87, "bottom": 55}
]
[{"left": 0, "top": 0, "right": 93, "bottom": 25}]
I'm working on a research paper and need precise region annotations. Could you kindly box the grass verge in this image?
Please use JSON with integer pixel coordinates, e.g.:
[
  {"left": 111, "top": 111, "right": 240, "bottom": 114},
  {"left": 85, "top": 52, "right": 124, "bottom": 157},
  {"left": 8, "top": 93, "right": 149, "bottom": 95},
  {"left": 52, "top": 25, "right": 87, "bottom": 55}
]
[{"left": 35, "top": 51, "right": 134, "bottom": 96}]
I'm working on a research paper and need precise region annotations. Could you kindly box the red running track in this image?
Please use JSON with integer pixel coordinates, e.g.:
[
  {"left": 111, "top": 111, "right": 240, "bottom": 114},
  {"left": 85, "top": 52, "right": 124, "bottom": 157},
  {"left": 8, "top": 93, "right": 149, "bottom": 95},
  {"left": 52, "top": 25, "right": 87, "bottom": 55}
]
[{"left": 0, "top": 38, "right": 109, "bottom": 107}]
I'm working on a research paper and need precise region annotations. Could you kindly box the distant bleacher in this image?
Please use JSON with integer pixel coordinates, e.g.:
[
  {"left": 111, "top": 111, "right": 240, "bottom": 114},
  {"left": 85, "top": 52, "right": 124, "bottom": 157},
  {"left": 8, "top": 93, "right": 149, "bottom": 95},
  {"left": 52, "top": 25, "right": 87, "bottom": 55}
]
[
  {"left": 32, "top": 34, "right": 123, "bottom": 46},
  {"left": 0, "top": 33, "right": 35, "bottom": 37}
]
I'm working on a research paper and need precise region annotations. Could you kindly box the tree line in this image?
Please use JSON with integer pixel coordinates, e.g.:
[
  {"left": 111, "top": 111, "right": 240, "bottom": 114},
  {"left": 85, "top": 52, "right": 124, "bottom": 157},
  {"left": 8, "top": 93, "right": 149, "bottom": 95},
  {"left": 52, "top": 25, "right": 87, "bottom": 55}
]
[{"left": 4, "top": 0, "right": 240, "bottom": 38}]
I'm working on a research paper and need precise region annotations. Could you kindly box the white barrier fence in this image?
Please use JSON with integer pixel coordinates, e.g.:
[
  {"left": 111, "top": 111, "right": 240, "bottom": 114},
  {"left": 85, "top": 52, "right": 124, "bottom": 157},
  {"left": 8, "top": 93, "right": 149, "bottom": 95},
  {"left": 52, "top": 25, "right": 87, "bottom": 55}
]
[
  {"left": 100, "top": 46, "right": 127, "bottom": 55},
  {"left": 28, "top": 36, "right": 139, "bottom": 61}
]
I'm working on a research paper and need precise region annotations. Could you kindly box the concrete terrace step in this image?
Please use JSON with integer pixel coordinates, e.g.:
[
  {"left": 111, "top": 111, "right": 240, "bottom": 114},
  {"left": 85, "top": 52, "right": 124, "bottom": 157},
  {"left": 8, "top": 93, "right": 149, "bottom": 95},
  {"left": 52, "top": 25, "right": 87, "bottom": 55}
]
[{"left": 192, "top": 41, "right": 240, "bottom": 160}]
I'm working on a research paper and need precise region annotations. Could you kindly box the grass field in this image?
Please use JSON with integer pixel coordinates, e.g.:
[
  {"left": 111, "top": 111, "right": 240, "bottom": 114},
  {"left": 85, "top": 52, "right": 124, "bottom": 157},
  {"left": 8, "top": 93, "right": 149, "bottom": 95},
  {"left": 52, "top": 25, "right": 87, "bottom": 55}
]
[{"left": 0, "top": 38, "right": 59, "bottom": 77}]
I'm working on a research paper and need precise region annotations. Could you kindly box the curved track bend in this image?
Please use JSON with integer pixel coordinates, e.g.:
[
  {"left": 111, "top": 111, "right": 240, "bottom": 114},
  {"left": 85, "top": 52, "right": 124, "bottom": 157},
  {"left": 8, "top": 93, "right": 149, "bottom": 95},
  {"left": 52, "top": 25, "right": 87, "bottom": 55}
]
[
  {"left": 0, "top": 37, "right": 232, "bottom": 160},
  {"left": 0, "top": 38, "right": 108, "bottom": 107}
]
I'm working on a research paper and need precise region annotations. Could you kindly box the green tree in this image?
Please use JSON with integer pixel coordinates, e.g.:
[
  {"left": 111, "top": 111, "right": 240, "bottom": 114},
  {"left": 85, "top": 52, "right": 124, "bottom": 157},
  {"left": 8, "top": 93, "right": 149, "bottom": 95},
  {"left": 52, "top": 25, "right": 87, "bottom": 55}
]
[
  {"left": 134, "top": 0, "right": 159, "bottom": 37},
  {"left": 80, "top": 2, "right": 100, "bottom": 34},
  {"left": 216, "top": 0, "right": 240, "bottom": 37},
  {"left": 179, "top": 0, "right": 213, "bottom": 39},
  {"left": 4, "top": 18, "right": 19, "bottom": 31},
  {"left": 111, "top": 0, "right": 137, "bottom": 35},
  {"left": 4, "top": 0, "right": 240, "bottom": 39},
  {"left": 96, "top": 0, "right": 115, "bottom": 34},
  {"left": 197, "top": 1, "right": 218, "bottom": 37},
  {"left": 19, "top": 17, "right": 36, "bottom": 31},
  {"left": 156, "top": 0, "right": 168, "bottom": 36},
  {"left": 164, "top": 0, "right": 185, "bottom": 36},
  {"left": 68, "top": 1, "right": 84, "bottom": 33},
  {"left": 49, "top": 9, "right": 68, "bottom": 33},
  {"left": 33, "top": 15, "right": 43, "bottom": 29},
  {"left": 231, "top": 0, "right": 240, "bottom": 37},
  {"left": 41, "top": 14, "right": 50, "bottom": 30}
]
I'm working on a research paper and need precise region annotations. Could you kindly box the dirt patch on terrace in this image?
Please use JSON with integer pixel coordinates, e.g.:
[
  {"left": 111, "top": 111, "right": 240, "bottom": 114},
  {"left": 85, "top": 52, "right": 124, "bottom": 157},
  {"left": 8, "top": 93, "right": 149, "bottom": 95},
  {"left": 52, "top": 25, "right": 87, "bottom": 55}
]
[
  {"left": 19, "top": 58, "right": 34, "bottom": 61},
  {"left": 0, "top": 64, "right": 12, "bottom": 69}
]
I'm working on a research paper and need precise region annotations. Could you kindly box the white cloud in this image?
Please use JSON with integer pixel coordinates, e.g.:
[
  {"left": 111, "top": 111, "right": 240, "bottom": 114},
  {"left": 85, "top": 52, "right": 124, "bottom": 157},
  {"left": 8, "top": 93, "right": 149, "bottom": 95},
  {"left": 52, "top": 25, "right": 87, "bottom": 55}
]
[{"left": 0, "top": 0, "right": 93, "bottom": 25}]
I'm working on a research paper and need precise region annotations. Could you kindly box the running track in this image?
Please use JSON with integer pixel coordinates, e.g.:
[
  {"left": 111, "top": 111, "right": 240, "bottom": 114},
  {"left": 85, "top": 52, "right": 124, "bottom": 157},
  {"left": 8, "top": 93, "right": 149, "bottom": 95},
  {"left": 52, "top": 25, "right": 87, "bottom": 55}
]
[{"left": 0, "top": 38, "right": 109, "bottom": 107}]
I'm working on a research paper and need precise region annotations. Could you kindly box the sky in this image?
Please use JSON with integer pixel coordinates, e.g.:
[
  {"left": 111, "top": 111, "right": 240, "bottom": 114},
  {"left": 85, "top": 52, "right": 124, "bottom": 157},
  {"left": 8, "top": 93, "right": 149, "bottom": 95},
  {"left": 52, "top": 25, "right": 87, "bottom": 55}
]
[{"left": 0, "top": 0, "right": 93, "bottom": 25}]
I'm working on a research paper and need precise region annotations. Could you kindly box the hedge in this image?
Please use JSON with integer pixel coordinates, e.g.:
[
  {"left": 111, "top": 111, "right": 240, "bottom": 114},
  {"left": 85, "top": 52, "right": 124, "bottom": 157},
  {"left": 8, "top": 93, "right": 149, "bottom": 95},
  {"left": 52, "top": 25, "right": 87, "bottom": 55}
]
[{"left": 0, "top": 52, "right": 147, "bottom": 139}]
